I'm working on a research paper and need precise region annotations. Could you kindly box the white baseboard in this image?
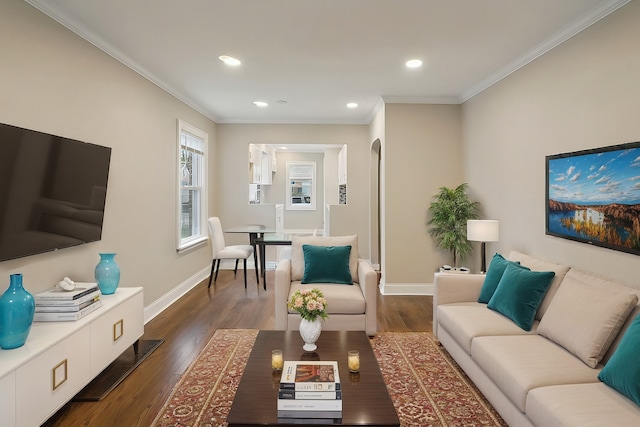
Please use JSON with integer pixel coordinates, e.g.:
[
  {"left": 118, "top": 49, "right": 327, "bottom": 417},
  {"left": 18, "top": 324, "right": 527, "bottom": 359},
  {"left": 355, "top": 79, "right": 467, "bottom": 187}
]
[
  {"left": 143, "top": 266, "right": 209, "bottom": 324},
  {"left": 378, "top": 280, "right": 433, "bottom": 296}
]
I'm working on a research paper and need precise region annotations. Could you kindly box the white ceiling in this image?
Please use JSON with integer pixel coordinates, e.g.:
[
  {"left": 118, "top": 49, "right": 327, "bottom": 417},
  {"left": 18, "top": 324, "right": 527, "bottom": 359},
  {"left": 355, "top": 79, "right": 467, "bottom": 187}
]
[{"left": 26, "top": 0, "right": 628, "bottom": 125}]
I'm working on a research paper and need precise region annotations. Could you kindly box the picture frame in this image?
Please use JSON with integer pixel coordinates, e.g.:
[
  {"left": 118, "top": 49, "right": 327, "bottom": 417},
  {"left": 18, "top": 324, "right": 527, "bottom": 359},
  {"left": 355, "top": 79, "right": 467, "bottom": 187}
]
[{"left": 546, "top": 141, "right": 640, "bottom": 256}]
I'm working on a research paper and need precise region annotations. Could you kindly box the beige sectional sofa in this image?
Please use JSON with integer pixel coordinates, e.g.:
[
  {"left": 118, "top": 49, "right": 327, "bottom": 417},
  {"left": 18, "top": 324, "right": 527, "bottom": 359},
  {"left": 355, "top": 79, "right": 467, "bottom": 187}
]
[{"left": 433, "top": 250, "right": 640, "bottom": 426}]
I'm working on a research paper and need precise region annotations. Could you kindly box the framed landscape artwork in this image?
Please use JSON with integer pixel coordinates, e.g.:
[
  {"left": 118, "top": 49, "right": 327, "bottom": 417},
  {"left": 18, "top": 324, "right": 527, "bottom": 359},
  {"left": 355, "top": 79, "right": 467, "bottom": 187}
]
[{"left": 546, "top": 141, "right": 640, "bottom": 256}]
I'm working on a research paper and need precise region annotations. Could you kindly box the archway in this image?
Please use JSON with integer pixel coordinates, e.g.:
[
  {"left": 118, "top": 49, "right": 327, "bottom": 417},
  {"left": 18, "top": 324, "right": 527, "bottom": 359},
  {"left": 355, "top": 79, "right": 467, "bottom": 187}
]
[{"left": 370, "top": 139, "right": 381, "bottom": 269}]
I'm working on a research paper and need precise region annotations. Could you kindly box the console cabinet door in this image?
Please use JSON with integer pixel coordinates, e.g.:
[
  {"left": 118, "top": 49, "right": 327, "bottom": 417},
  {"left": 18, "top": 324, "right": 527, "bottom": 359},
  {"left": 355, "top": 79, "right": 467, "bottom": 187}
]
[
  {"left": 15, "top": 326, "right": 91, "bottom": 427},
  {"left": 0, "top": 372, "right": 16, "bottom": 426},
  {"left": 90, "top": 292, "right": 144, "bottom": 375}
]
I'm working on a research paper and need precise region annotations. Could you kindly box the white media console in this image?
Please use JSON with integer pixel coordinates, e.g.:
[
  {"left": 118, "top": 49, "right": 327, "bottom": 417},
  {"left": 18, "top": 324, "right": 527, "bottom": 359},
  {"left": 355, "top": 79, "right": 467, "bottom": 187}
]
[{"left": 0, "top": 287, "right": 144, "bottom": 427}]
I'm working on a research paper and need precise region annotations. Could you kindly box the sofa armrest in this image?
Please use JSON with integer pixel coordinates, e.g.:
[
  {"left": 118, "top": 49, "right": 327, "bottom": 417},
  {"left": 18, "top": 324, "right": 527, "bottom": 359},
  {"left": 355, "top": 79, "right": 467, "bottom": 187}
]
[
  {"left": 357, "top": 259, "right": 378, "bottom": 336},
  {"left": 275, "top": 258, "right": 292, "bottom": 330},
  {"left": 434, "top": 273, "right": 484, "bottom": 305},
  {"left": 433, "top": 273, "right": 485, "bottom": 339}
]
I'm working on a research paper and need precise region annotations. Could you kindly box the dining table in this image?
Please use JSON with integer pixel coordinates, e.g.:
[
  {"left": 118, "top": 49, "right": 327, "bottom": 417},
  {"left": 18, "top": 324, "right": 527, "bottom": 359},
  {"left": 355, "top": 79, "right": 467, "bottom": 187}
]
[
  {"left": 254, "top": 233, "right": 293, "bottom": 286},
  {"left": 224, "top": 224, "right": 275, "bottom": 290}
]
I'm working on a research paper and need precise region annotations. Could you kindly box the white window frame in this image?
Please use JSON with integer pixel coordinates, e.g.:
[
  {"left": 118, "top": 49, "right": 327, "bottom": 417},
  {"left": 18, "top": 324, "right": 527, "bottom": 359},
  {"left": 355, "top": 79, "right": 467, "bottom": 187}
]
[
  {"left": 176, "top": 120, "right": 208, "bottom": 252},
  {"left": 286, "top": 161, "right": 316, "bottom": 211}
]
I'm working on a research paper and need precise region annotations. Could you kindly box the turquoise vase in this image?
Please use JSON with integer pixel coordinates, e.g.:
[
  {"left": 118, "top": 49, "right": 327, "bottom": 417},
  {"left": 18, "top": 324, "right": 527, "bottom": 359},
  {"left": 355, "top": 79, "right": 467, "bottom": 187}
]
[
  {"left": 95, "top": 253, "right": 121, "bottom": 295},
  {"left": 0, "top": 273, "right": 36, "bottom": 350}
]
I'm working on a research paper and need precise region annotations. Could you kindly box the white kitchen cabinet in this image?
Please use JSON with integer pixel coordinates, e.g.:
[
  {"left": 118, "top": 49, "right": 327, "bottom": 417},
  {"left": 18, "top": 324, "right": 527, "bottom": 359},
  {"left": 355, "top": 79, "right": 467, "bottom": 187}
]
[
  {"left": 249, "top": 145, "right": 275, "bottom": 185},
  {"left": 338, "top": 145, "right": 347, "bottom": 185}
]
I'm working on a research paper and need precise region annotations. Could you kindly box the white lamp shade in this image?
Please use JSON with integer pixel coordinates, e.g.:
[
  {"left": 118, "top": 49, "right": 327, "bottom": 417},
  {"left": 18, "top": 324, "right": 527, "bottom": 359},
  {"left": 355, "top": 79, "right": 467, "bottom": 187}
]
[{"left": 467, "top": 220, "right": 499, "bottom": 242}]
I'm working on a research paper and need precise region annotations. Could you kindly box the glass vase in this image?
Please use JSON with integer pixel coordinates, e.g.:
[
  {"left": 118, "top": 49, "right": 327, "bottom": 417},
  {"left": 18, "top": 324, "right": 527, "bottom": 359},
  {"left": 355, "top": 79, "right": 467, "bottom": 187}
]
[
  {"left": 0, "top": 273, "right": 36, "bottom": 349},
  {"left": 95, "top": 253, "right": 120, "bottom": 295},
  {"left": 299, "top": 318, "right": 322, "bottom": 352}
]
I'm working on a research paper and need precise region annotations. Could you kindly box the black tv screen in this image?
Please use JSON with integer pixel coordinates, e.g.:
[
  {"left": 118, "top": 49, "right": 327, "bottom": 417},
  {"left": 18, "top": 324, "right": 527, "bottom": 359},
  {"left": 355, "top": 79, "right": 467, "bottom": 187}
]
[
  {"left": 0, "top": 122, "right": 111, "bottom": 262},
  {"left": 546, "top": 141, "right": 640, "bottom": 256}
]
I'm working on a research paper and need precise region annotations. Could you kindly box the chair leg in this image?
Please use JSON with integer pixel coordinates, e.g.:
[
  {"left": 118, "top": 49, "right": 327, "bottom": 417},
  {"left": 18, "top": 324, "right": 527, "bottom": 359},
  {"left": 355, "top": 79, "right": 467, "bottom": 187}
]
[
  {"left": 207, "top": 259, "right": 216, "bottom": 289},
  {"left": 254, "top": 257, "right": 259, "bottom": 289},
  {"left": 234, "top": 259, "right": 239, "bottom": 277},
  {"left": 213, "top": 259, "right": 221, "bottom": 283},
  {"left": 243, "top": 259, "right": 248, "bottom": 289}
]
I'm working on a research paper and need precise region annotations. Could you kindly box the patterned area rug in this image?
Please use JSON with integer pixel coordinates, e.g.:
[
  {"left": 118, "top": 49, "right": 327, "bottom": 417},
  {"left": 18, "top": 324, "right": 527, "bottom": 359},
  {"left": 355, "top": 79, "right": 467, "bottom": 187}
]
[
  {"left": 370, "top": 332, "right": 506, "bottom": 427},
  {"left": 151, "top": 329, "right": 506, "bottom": 427}
]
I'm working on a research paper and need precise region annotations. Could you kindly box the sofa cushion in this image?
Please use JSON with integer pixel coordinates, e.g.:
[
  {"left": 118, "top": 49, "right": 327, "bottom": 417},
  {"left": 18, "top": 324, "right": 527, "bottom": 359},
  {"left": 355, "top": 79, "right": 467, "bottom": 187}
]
[
  {"left": 291, "top": 235, "right": 358, "bottom": 283},
  {"left": 477, "top": 253, "right": 526, "bottom": 303},
  {"left": 471, "top": 335, "right": 600, "bottom": 412},
  {"left": 437, "top": 302, "right": 537, "bottom": 354},
  {"left": 598, "top": 313, "right": 640, "bottom": 406},
  {"left": 538, "top": 269, "right": 638, "bottom": 368},
  {"left": 301, "top": 244, "right": 353, "bottom": 284},
  {"left": 527, "top": 383, "right": 640, "bottom": 427},
  {"left": 288, "top": 282, "right": 365, "bottom": 315},
  {"left": 487, "top": 265, "right": 555, "bottom": 331},
  {"left": 507, "top": 250, "right": 570, "bottom": 320}
]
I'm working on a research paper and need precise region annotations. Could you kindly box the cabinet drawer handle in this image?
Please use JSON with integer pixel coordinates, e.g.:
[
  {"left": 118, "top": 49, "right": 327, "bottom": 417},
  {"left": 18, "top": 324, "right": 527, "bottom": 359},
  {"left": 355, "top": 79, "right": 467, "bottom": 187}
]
[
  {"left": 113, "top": 319, "right": 124, "bottom": 342},
  {"left": 52, "top": 359, "right": 68, "bottom": 391}
]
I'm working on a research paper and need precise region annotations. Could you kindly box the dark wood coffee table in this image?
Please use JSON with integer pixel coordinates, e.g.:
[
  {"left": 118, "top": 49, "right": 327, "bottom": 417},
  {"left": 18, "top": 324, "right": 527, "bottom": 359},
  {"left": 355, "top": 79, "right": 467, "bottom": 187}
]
[{"left": 227, "top": 330, "right": 400, "bottom": 426}]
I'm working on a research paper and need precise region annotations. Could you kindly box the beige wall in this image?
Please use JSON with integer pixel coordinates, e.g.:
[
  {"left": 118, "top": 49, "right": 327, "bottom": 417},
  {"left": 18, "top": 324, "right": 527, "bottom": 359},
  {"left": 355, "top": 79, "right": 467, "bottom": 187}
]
[
  {"left": 463, "top": 1, "right": 640, "bottom": 286},
  {"left": 382, "top": 104, "right": 463, "bottom": 287},
  {"left": 0, "top": 0, "right": 216, "bottom": 305},
  {"left": 5, "top": 0, "right": 636, "bottom": 303},
  {"left": 216, "top": 124, "right": 370, "bottom": 258}
]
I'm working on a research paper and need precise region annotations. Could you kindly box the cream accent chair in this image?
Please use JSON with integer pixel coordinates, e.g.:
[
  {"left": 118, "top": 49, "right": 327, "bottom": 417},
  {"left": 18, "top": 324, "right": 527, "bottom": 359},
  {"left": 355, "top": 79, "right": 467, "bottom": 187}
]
[{"left": 274, "top": 235, "right": 378, "bottom": 336}]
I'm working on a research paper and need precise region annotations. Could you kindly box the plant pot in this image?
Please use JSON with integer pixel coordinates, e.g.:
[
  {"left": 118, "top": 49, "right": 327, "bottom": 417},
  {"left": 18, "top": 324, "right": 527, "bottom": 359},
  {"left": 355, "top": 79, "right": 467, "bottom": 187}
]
[{"left": 299, "top": 318, "right": 322, "bottom": 352}]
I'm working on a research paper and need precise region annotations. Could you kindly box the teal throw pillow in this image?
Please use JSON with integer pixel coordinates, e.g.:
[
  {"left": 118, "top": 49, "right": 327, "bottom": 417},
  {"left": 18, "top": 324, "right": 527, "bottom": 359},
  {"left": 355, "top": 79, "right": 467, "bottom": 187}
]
[
  {"left": 598, "top": 313, "right": 640, "bottom": 406},
  {"left": 302, "top": 244, "right": 353, "bottom": 285},
  {"left": 487, "top": 264, "right": 555, "bottom": 331},
  {"left": 478, "top": 253, "right": 527, "bottom": 303}
]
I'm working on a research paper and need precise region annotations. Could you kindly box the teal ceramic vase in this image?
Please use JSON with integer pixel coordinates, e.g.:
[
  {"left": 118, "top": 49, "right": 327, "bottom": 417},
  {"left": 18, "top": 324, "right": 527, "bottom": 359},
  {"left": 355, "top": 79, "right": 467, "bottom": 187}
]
[
  {"left": 95, "top": 253, "right": 120, "bottom": 295},
  {"left": 0, "top": 273, "right": 36, "bottom": 349}
]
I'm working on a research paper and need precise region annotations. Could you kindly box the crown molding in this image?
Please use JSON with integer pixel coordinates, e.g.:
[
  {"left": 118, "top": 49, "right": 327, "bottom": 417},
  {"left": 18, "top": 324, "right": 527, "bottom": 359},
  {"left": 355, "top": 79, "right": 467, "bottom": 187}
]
[
  {"left": 24, "top": 0, "right": 220, "bottom": 123},
  {"left": 460, "top": 0, "right": 631, "bottom": 102}
]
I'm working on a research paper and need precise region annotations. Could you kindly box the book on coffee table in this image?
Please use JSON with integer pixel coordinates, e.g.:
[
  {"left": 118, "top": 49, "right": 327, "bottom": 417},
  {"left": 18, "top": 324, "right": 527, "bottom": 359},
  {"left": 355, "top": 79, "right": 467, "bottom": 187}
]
[
  {"left": 279, "top": 361, "right": 341, "bottom": 391},
  {"left": 278, "top": 361, "right": 342, "bottom": 418}
]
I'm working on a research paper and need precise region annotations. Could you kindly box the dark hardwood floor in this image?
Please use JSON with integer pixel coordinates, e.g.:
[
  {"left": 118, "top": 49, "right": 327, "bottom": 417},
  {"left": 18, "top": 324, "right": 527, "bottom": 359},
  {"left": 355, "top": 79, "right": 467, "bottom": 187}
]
[{"left": 43, "top": 270, "right": 433, "bottom": 426}]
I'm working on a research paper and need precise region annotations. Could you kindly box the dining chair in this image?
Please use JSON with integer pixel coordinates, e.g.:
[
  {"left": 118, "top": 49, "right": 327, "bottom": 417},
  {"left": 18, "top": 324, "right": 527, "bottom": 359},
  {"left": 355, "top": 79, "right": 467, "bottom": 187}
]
[{"left": 207, "top": 217, "right": 257, "bottom": 289}]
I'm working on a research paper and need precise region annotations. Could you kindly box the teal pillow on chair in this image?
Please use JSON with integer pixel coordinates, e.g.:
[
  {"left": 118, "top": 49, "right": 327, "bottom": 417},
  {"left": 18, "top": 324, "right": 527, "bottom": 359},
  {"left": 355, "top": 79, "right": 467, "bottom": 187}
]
[
  {"left": 598, "top": 313, "right": 640, "bottom": 406},
  {"left": 478, "top": 253, "right": 527, "bottom": 303},
  {"left": 487, "top": 264, "right": 555, "bottom": 331},
  {"left": 302, "top": 244, "right": 353, "bottom": 284}
]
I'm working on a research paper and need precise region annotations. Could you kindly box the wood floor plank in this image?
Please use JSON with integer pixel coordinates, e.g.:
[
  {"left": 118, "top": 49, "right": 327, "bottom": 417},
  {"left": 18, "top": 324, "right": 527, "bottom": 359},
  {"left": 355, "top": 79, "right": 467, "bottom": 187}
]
[{"left": 42, "top": 270, "right": 432, "bottom": 427}]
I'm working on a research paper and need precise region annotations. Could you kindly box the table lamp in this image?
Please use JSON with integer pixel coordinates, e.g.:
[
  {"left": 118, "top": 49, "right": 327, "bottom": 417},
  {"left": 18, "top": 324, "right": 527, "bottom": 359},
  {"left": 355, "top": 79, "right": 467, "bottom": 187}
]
[{"left": 467, "top": 220, "right": 500, "bottom": 273}]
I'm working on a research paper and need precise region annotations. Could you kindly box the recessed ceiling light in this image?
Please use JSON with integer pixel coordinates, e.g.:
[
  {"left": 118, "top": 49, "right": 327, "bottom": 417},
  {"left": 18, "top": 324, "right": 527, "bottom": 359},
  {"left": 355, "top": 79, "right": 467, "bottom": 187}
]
[
  {"left": 219, "top": 55, "right": 241, "bottom": 66},
  {"left": 346, "top": 102, "right": 358, "bottom": 109},
  {"left": 253, "top": 101, "right": 268, "bottom": 107},
  {"left": 406, "top": 59, "right": 423, "bottom": 68}
]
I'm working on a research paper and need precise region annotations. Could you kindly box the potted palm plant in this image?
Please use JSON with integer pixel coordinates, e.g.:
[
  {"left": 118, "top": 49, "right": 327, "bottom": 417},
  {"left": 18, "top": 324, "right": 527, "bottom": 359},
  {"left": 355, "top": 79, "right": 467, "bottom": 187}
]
[{"left": 427, "top": 183, "right": 480, "bottom": 268}]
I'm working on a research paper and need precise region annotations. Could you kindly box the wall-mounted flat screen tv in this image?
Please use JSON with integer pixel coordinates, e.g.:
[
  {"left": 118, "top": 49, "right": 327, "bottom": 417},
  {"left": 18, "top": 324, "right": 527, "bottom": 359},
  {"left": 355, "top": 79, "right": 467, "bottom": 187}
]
[
  {"left": 0, "top": 122, "right": 111, "bottom": 262},
  {"left": 546, "top": 141, "right": 640, "bottom": 256}
]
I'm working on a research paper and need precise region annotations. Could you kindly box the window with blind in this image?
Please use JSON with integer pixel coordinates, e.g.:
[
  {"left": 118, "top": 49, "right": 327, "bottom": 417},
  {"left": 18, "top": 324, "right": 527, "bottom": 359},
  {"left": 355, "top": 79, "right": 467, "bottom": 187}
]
[
  {"left": 177, "top": 120, "right": 208, "bottom": 251},
  {"left": 286, "top": 161, "right": 316, "bottom": 210}
]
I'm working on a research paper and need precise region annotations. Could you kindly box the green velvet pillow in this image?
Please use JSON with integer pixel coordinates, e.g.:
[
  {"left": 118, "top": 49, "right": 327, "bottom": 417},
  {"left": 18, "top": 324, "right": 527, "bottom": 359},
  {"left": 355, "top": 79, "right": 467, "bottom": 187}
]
[
  {"left": 302, "top": 244, "right": 353, "bottom": 284},
  {"left": 487, "top": 264, "right": 555, "bottom": 331},
  {"left": 478, "top": 253, "right": 527, "bottom": 303},
  {"left": 598, "top": 313, "right": 640, "bottom": 406}
]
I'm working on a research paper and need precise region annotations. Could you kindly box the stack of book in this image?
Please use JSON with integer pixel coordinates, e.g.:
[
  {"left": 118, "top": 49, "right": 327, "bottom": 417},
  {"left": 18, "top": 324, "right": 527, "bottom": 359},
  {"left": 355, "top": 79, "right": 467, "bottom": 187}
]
[
  {"left": 277, "top": 360, "right": 342, "bottom": 419},
  {"left": 34, "top": 283, "right": 102, "bottom": 322}
]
